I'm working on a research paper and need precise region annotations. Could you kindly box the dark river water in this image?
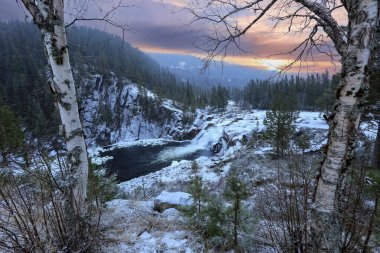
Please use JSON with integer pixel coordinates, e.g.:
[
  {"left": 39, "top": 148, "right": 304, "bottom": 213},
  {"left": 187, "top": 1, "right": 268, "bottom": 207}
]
[{"left": 100, "top": 141, "right": 212, "bottom": 182}]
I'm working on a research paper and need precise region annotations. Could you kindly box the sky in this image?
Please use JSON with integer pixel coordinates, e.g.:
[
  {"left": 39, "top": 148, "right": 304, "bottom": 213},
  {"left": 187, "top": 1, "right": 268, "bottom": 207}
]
[{"left": 1, "top": 0, "right": 346, "bottom": 73}]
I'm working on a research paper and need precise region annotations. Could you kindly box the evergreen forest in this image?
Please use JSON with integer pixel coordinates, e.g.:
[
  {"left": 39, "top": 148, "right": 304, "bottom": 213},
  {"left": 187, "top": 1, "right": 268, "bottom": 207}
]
[{"left": 1, "top": 21, "right": 339, "bottom": 140}]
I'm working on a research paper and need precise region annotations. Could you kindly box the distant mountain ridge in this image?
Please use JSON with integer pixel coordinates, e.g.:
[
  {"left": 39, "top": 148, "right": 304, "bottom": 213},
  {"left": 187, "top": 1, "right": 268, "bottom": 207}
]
[{"left": 148, "top": 52, "right": 274, "bottom": 88}]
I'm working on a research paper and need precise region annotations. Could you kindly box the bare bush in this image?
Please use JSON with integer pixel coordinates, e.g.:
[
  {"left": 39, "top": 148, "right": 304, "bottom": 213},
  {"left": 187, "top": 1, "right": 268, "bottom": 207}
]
[
  {"left": 0, "top": 151, "right": 111, "bottom": 252},
  {"left": 255, "top": 154, "right": 315, "bottom": 253},
  {"left": 338, "top": 137, "right": 380, "bottom": 252},
  {"left": 254, "top": 146, "right": 380, "bottom": 252}
]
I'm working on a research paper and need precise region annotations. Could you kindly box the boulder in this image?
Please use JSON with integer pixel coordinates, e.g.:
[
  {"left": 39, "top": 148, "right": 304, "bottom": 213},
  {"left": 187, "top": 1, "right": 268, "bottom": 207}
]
[
  {"left": 153, "top": 191, "right": 192, "bottom": 213},
  {"left": 205, "top": 115, "right": 214, "bottom": 121},
  {"left": 184, "top": 127, "right": 201, "bottom": 140},
  {"left": 212, "top": 142, "right": 223, "bottom": 153}
]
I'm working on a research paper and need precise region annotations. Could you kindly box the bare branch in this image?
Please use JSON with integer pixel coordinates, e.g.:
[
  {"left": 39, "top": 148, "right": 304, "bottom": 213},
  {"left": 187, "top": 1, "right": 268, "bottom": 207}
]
[
  {"left": 188, "top": 0, "right": 347, "bottom": 72},
  {"left": 65, "top": 1, "right": 134, "bottom": 31},
  {"left": 294, "top": 0, "right": 347, "bottom": 55},
  {"left": 189, "top": 0, "right": 278, "bottom": 70}
]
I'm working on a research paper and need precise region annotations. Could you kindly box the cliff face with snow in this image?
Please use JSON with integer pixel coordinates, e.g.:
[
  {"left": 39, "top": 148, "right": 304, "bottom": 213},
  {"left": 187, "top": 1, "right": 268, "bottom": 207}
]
[
  {"left": 78, "top": 74, "right": 191, "bottom": 146},
  {"left": 76, "top": 73, "right": 263, "bottom": 152}
]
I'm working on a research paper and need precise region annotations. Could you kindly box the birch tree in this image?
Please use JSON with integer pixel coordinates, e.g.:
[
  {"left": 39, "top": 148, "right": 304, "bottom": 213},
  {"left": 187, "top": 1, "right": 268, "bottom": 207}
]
[
  {"left": 19, "top": 0, "right": 128, "bottom": 205},
  {"left": 20, "top": 0, "right": 88, "bottom": 206},
  {"left": 188, "top": 0, "right": 379, "bottom": 251}
]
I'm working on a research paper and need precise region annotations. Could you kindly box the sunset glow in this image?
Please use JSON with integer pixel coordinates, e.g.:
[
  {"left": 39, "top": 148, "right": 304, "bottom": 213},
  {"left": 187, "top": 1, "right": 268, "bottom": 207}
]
[
  {"left": 1, "top": 0, "right": 345, "bottom": 74},
  {"left": 141, "top": 45, "right": 339, "bottom": 73}
]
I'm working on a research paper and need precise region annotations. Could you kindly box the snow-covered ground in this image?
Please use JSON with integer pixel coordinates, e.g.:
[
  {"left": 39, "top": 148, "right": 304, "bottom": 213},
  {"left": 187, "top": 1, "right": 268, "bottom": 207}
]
[
  {"left": 109, "top": 108, "right": 329, "bottom": 196},
  {"left": 98, "top": 103, "right": 342, "bottom": 252},
  {"left": 90, "top": 103, "right": 330, "bottom": 165},
  {"left": 96, "top": 101, "right": 380, "bottom": 252},
  {"left": 102, "top": 199, "right": 201, "bottom": 253},
  {"left": 90, "top": 101, "right": 328, "bottom": 163}
]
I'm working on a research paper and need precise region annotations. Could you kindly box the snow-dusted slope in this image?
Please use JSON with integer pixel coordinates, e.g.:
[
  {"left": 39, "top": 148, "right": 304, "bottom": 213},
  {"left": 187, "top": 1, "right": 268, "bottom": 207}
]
[
  {"left": 78, "top": 74, "right": 190, "bottom": 146},
  {"left": 90, "top": 101, "right": 331, "bottom": 168},
  {"left": 178, "top": 102, "right": 329, "bottom": 158},
  {"left": 98, "top": 102, "right": 379, "bottom": 252}
]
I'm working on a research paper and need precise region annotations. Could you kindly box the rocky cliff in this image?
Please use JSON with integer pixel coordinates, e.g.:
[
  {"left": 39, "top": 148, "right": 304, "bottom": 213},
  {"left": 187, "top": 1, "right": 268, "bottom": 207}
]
[{"left": 78, "top": 74, "right": 193, "bottom": 146}]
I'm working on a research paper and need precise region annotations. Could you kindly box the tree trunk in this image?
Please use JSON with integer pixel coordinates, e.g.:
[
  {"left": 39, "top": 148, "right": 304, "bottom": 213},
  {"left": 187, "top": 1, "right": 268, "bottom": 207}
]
[
  {"left": 370, "top": 5, "right": 380, "bottom": 171},
  {"left": 1, "top": 152, "right": 8, "bottom": 166},
  {"left": 374, "top": 125, "right": 380, "bottom": 170},
  {"left": 21, "top": 0, "right": 89, "bottom": 203},
  {"left": 311, "top": 1, "right": 378, "bottom": 252},
  {"left": 234, "top": 198, "right": 239, "bottom": 247},
  {"left": 363, "top": 194, "right": 379, "bottom": 253}
]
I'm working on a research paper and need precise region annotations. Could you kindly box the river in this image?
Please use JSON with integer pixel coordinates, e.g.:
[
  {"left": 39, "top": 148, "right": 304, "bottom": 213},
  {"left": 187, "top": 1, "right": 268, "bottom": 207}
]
[{"left": 100, "top": 141, "right": 212, "bottom": 182}]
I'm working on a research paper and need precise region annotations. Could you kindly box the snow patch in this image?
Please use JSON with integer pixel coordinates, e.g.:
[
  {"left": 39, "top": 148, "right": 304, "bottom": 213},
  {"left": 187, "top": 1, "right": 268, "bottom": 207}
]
[{"left": 155, "top": 191, "right": 193, "bottom": 206}]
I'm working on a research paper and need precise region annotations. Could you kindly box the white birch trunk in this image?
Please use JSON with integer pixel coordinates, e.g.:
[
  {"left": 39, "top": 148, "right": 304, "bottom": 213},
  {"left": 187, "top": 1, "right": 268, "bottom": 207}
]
[
  {"left": 21, "top": 0, "right": 88, "bottom": 203},
  {"left": 311, "top": 1, "right": 378, "bottom": 252}
]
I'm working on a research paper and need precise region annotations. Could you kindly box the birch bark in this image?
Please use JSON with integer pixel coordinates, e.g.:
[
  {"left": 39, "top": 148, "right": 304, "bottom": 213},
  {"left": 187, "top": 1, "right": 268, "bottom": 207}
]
[
  {"left": 21, "top": 0, "right": 88, "bottom": 203},
  {"left": 311, "top": 1, "right": 378, "bottom": 251}
]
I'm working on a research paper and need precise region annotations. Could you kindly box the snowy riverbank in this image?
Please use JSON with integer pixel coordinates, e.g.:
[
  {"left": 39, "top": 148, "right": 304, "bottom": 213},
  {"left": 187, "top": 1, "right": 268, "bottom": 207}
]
[{"left": 97, "top": 105, "right": 379, "bottom": 252}]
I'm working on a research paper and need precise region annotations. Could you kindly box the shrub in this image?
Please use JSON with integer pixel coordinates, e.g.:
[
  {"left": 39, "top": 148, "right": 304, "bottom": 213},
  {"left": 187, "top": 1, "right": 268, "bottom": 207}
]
[
  {"left": 184, "top": 167, "right": 253, "bottom": 252},
  {"left": 0, "top": 152, "right": 116, "bottom": 252}
]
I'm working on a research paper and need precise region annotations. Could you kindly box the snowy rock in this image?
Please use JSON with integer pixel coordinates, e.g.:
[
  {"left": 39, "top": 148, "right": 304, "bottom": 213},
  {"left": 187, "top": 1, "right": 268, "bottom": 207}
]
[
  {"left": 183, "top": 111, "right": 207, "bottom": 139},
  {"left": 212, "top": 142, "right": 223, "bottom": 153},
  {"left": 184, "top": 127, "right": 201, "bottom": 140},
  {"left": 78, "top": 74, "right": 196, "bottom": 146},
  {"left": 192, "top": 111, "right": 206, "bottom": 128},
  {"left": 153, "top": 191, "right": 192, "bottom": 212},
  {"left": 161, "top": 208, "right": 181, "bottom": 221}
]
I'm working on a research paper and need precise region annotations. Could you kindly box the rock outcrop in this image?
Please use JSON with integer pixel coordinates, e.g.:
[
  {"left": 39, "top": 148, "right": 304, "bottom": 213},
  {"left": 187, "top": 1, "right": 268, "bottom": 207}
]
[
  {"left": 153, "top": 191, "right": 192, "bottom": 213},
  {"left": 78, "top": 74, "right": 194, "bottom": 146}
]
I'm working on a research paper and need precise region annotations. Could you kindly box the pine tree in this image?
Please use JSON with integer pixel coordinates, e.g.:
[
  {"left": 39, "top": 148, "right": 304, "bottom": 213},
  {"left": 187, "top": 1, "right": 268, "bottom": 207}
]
[
  {"left": 295, "top": 130, "right": 311, "bottom": 153},
  {"left": 263, "top": 96, "right": 299, "bottom": 156},
  {"left": 0, "top": 105, "right": 24, "bottom": 165},
  {"left": 189, "top": 175, "right": 205, "bottom": 217},
  {"left": 224, "top": 170, "right": 250, "bottom": 248},
  {"left": 185, "top": 161, "right": 212, "bottom": 239},
  {"left": 210, "top": 84, "right": 229, "bottom": 111}
]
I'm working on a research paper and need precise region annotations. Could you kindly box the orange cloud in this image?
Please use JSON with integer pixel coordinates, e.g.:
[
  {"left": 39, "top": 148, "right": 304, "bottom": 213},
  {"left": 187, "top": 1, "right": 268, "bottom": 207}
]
[
  {"left": 139, "top": 44, "right": 339, "bottom": 73},
  {"left": 1, "top": 0, "right": 345, "bottom": 74},
  {"left": 64, "top": 0, "right": 348, "bottom": 73}
]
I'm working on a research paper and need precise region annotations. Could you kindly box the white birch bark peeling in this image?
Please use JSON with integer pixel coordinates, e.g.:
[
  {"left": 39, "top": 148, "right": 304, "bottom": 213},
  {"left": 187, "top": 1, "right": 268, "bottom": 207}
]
[
  {"left": 311, "top": 0, "right": 378, "bottom": 251},
  {"left": 21, "top": 0, "right": 89, "bottom": 202}
]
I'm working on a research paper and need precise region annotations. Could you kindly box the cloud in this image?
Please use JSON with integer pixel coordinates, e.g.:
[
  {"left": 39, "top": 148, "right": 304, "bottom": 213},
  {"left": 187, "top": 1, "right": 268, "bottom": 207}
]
[
  {"left": 0, "top": 0, "right": 343, "bottom": 73},
  {"left": 151, "top": 0, "right": 187, "bottom": 7},
  {"left": 128, "top": 24, "right": 202, "bottom": 52}
]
